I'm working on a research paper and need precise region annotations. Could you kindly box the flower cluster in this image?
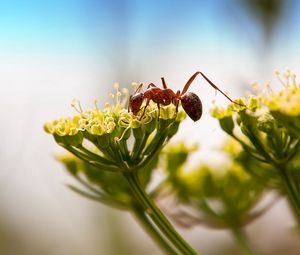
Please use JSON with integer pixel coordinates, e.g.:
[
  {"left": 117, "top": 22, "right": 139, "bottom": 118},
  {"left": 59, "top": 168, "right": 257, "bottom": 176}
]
[
  {"left": 265, "top": 70, "right": 300, "bottom": 116},
  {"left": 44, "top": 84, "right": 186, "bottom": 172},
  {"left": 211, "top": 70, "right": 300, "bottom": 226},
  {"left": 211, "top": 70, "right": 300, "bottom": 165},
  {"left": 158, "top": 141, "right": 269, "bottom": 230},
  {"left": 45, "top": 84, "right": 185, "bottom": 136}
]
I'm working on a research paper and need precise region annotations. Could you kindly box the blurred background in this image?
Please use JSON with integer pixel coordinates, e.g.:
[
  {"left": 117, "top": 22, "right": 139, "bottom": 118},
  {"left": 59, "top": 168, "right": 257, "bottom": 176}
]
[{"left": 1, "top": 0, "right": 300, "bottom": 254}]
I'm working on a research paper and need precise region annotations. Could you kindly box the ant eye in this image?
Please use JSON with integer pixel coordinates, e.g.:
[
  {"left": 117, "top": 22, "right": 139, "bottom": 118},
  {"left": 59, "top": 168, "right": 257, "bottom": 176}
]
[{"left": 181, "top": 92, "right": 202, "bottom": 121}]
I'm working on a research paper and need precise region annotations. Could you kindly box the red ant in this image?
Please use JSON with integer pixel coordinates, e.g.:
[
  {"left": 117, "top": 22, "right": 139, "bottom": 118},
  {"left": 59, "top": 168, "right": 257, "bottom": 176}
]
[{"left": 128, "top": 72, "right": 243, "bottom": 121}]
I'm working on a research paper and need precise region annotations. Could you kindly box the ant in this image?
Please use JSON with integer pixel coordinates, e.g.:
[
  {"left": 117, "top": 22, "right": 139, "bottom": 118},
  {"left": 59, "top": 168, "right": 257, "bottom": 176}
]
[{"left": 128, "top": 72, "right": 244, "bottom": 122}]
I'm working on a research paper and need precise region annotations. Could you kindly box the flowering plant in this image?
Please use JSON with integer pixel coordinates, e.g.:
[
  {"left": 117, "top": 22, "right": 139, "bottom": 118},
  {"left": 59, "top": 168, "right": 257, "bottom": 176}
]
[
  {"left": 45, "top": 85, "right": 197, "bottom": 255},
  {"left": 212, "top": 70, "right": 300, "bottom": 226},
  {"left": 45, "top": 71, "right": 300, "bottom": 255}
]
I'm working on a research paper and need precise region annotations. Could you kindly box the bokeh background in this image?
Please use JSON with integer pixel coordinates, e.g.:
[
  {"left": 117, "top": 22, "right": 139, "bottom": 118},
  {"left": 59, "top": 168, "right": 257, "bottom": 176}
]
[{"left": 1, "top": 0, "right": 300, "bottom": 254}]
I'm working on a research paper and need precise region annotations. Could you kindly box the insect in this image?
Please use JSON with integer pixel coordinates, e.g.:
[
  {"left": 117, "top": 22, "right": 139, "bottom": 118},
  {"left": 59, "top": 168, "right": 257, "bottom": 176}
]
[{"left": 128, "top": 72, "right": 243, "bottom": 121}]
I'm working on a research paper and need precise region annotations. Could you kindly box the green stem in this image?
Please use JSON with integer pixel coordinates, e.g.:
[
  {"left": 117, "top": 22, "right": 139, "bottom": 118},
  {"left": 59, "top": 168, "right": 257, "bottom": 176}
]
[
  {"left": 132, "top": 133, "right": 150, "bottom": 162},
  {"left": 231, "top": 228, "right": 255, "bottom": 255},
  {"left": 124, "top": 172, "right": 199, "bottom": 255},
  {"left": 132, "top": 206, "right": 179, "bottom": 255},
  {"left": 61, "top": 145, "right": 120, "bottom": 172},
  {"left": 278, "top": 168, "right": 300, "bottom": 227},
  {"left": 77, "top": 144, "right": 116, "bottom": 165},
  {"left": 120, "top": 139, "right": 130, "bottom": 160},
  {"left": 133, "top": 132, "right": 167, "bottom": 171}
]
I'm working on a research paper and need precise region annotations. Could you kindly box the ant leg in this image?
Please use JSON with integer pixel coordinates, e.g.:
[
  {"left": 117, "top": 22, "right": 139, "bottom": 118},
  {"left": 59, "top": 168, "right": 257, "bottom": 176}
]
[
  {"left": 128, "top": 95, "right": 132, "bottom": 112},
  {"left": 198, "top": 72, "right": 237, "bottom": 104},
  {"left": 134, "top": 83, "right": 144, "bottom": 93},
  {"left": 161, "top": 77, "right": 168, "bottom": 89},
  {"left": 139, "top": 98, "right": 150, "bottom": 120},
  {"left": 157, "top": 103, "right": 161, "bottom": 119},
  {"left": 147, "top": 83, "right": 158, "bottom": 89},
  {"left": 175, "top": 90, "right": 180, "bottom": 113},
  {"left": 181, "top": 72, "right": 245, "bottom": 106}
]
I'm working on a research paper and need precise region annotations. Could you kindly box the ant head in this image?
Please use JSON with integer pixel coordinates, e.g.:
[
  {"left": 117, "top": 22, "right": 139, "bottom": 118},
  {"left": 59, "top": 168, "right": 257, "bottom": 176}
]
[
  {"left": 181, "top": 92, "right": 202, "bottom": 121},
  {"left": 129, "top": 92, "right": 145, "bottom": 115}
]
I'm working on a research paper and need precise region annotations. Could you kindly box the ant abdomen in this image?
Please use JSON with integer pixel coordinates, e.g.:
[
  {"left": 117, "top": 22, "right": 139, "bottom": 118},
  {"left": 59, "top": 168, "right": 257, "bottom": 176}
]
[{"left": 181, "top": 92, "right": 202, "bottom": 122}]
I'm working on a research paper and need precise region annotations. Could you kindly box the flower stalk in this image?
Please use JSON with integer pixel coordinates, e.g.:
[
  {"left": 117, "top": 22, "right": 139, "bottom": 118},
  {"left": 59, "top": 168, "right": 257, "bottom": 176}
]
[
  {"left": 132, "top": 205, "right": 179, "bottom": 255},
  {"left": 231, "top": 228, "right": 255, "bottom": 255},
  {"left": 125, "top": 172, "right": 198, "bottom": 255},
  {"left": 277, "top": 166, "right": 300, "bottom": 225}
]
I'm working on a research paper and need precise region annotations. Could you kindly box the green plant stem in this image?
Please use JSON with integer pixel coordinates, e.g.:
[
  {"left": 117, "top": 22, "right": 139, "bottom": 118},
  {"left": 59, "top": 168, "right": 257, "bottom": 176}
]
[
  {"left": 278, "top": 167, "right": 300, "bottom": 227},
  {"left": 124, "top": 172, "right": 199, "bottom": 255},
  {"left": 231, "top": 228, "right": 255, "bottom": 255},
  {"left": 132, "top": 206, "right": 179, "bottom": 255},
  {"left": 132, "top": 133, "right": 150, "bottom": 162}
]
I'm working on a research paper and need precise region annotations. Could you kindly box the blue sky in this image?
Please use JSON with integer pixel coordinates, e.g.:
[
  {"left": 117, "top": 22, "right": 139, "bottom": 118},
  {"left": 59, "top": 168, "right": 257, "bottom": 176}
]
[
  {"left": 3, "top": 0, "right": 296, "bottom": 56},
  {"left": 0, "top": 1, "right": 94, "bottom": 53},
  {"left": 1, "top": 0, "right": 300, "bottom": 85}
]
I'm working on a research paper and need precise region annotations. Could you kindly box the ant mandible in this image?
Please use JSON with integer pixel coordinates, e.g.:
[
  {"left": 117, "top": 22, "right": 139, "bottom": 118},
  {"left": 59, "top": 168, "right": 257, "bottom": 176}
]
[{"left": 128, "top": 72, "right": 243, "bottom": 122}]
